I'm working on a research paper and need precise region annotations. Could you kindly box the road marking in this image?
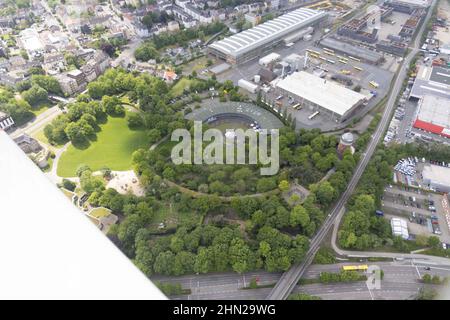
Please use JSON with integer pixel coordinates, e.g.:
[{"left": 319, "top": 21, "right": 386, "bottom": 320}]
[{"left": 412, "top": 261, "right": 421, "bottom": 279}]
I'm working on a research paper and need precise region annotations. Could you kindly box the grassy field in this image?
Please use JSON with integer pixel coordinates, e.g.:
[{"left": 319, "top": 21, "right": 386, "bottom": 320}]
[
  {"left": 170, "top": 77, "right": 200, "bottom": 97},
  {"left": 89, "top": 207, "right": 111, "bottom": 219},
  {"left": 57, "top": 115, "right": 150, "bottom": 177},
  {"left": 182, "top": 56, "right": 208, "bottom": 74},
  {"left": 149, "top": 202, "right": 200, "bottom": 233},
  {"left": 32, "top": 103, "right": 51, "bottom": 117},
  {"left": 32, "top": 128, "right": 49, "bottom": 145}
]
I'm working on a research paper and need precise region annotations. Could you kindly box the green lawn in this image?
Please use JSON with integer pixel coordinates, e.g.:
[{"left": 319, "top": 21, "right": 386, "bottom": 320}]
[
  {"left": 183, "top": 56, "right": 208, "bottom": 74},
  {"left": 32, "top": 128, "right": 49, "bottom": 145},
  {"left": 149, "top": 202, "right": 200, "bottom": 233},
  {"left": 57, "top": 115, "right": 150, "bottom": 177}
]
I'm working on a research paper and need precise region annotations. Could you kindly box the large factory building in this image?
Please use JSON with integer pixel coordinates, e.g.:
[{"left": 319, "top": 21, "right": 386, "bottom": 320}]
[
  {"left": 276, "top": 71, "right": 368, "bottom": 122},
  {"left": 207, "top": 8, "right": 328, "bottom": 65}
]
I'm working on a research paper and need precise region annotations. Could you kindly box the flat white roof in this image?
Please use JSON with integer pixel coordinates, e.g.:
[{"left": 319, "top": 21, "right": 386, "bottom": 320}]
[
  {"left": 0, "top": 130, "right": 165, "bottom": 299},
  {"left": 417, "top": 95, "right": 450, "bottom": 129},
  {"left": 423, "top": 164, "right": 450, "bottom": 187},
  {"left": 276, "top": 71, "right": 367, "bottom": 116},
  {"left": 209, "top": 8, "right": 327, "bottom": 58}
]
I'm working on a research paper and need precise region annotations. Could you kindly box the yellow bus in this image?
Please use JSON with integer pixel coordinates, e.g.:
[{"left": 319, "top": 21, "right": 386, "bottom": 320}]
[
  {"left": 348, "top": 56, "right": 361, "bottom": 62},
  {"left": 339, "top": 59, "right": 348, "bottom": 64},
  {"left": 337, "top": 55, "right": 347, "bottom": 60},
  {"left": 353, "top": 66, "right": 363, "bottom": 71},
  {"left": 307, "top": 49, "right": 321, "bottom": 55},
  {"left": 292, "top": 103, "right": 302, "bottom": 110},
  {"left": 306, "top": 50, "right": 321, "bottom": 57},
  {"left": 369, "top": 81, "right": 379, "bottom": 88},
  {"left": 323, "top": 48, "right": 335, "bottom": 53},
  {"left": 342, "top": 265, "right": 369, "bottom": 271},
  {"left": 324, "top": 51, "right": 335, "bottom": 56}
]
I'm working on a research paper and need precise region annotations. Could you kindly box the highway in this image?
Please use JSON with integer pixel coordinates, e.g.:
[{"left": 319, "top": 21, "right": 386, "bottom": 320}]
[
  {"left": 267, "top": 0, "right": 439, "bottom": 300},
  {"left": 154, "top": 261, "right": 450, "bottom": 300}
]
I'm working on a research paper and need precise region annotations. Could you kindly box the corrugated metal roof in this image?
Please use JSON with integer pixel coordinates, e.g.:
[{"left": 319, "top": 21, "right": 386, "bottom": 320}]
[{"left": 209, "top": 8, "right": 327, "bottom": 58}]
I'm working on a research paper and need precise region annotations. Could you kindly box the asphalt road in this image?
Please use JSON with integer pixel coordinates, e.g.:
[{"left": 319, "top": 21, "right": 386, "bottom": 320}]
[
  {"left": 155, "top": 261, "right": 450, "bottom": 300},
  {"left": 267, "top": 0, "right": 439, "bottom": 300}
]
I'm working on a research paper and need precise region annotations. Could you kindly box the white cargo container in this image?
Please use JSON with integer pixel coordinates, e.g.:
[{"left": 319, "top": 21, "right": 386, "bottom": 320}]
[{"left": 238, "top": 79, "right": 259, "bottom": 94}]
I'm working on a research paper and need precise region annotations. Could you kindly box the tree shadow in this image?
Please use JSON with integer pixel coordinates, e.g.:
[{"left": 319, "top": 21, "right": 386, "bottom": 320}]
[
  {"left": 96, "top": 114, "right": 108, "bottom": 125},
  {"left": 72, "top": 138, "right": 91, "bottom": 150},
  {"left": 88, "top": 133, "right": 98, "bottom": 143},
  {"left": 92, "top": 123, "right": 102, "bottom": 132}
]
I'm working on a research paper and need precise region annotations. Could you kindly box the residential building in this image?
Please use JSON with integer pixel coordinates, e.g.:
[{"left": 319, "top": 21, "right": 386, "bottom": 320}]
[{"left": 56, "top": 74, "right": 80, "bottom": 96}]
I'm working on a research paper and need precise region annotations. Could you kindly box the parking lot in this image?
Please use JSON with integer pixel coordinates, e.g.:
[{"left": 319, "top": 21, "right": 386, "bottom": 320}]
[{"left": 382, "top": 185, "right": 450, "bottom": 243}]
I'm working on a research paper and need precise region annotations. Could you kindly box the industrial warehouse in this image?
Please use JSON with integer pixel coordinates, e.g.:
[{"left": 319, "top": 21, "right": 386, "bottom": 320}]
[
  {"left": 413, "top": 95, "right": 450, "bottom": 138},
  {"left": 276, "top": 71, "right": 368, "bottom": 122},
  {"left": 409, "top": 65, "right": 450, "bottom": 138},
  {"left": 207, "top": 8, "right": 328, "bottom": 65}
]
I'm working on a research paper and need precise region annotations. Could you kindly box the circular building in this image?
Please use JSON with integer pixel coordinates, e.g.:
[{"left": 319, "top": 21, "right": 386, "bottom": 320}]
[
  {"left": 185, "top": 100, "right": 284, "bottom": 130},
  {"left": 337, "top": 132, "right": 355, "bottom": 157}
]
